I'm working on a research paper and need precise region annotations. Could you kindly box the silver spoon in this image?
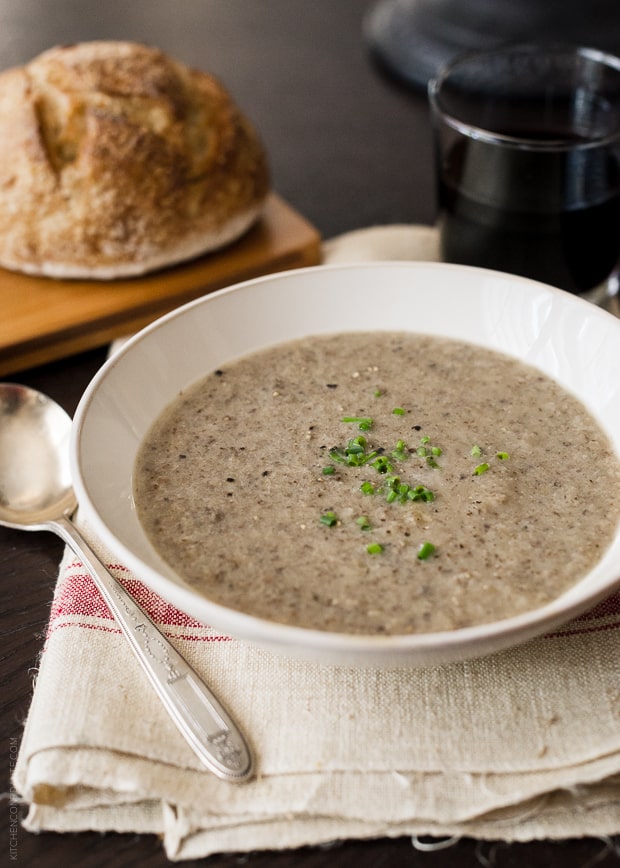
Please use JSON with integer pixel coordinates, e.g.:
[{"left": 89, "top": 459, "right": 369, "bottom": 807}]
[{"left": 0, "top": 382, "right": 253, "bottom": 783}]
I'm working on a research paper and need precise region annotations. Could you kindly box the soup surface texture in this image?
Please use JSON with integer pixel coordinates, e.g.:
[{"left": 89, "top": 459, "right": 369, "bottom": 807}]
[{"left": 133, "top": 331, "right": 620, "bottom": 635}]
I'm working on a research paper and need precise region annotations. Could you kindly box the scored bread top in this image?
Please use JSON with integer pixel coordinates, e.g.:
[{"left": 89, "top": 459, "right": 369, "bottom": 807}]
[{"left": 0, "top": 41, "right": 270, "bottom": 278}]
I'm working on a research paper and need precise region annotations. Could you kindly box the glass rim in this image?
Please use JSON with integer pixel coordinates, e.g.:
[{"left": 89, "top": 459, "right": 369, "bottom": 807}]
[{"left": 428, "top": 42, "right": 620, "bottom": 151}]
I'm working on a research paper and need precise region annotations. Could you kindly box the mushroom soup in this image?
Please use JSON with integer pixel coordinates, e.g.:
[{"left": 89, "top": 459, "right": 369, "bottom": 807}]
[{"left": 133, "top": 331, "right": 620, "bottom": 635}]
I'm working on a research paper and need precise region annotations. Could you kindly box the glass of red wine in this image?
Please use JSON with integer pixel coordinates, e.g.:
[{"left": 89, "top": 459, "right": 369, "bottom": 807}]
[{"left": 428, "top": 44, "right": 620, "bottom": 303}]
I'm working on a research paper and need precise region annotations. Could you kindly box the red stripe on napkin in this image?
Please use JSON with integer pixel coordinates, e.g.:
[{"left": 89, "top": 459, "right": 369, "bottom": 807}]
[
  {"left": 47, "top": 563, "right": 233, "bottom": 642},
  {"left": 49, "top": 561, "right": 620, "bottom": 644}
]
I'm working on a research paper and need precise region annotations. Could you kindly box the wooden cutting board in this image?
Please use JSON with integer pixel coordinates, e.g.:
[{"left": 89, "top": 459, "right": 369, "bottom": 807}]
[{"left": 0, "top": 193, "right": 322, "bottom": 376}]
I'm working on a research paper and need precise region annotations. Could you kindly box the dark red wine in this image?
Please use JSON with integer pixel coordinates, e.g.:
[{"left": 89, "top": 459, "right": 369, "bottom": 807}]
[{"left": 438, "top": 135, "right": 620, "bottom": 294}]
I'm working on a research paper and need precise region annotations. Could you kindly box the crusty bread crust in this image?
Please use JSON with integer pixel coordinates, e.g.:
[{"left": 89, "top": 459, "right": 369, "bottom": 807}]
[{"left": 0, "top": 41, "right": 270, "bottom": 278}]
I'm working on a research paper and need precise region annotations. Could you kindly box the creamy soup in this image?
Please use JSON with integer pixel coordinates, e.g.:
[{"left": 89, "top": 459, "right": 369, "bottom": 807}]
[{"left": 133, "top": 332, "right": 620, "bottom": 635}]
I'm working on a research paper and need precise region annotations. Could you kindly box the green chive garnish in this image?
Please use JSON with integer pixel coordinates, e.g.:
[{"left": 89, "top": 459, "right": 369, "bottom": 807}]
[
  {"left": 372, "top": 455, "right": 393, "bottom": 474},
  {"left": 367, "top": 542, "right": 384, "bottom": 554},
  {"left": 496, "top": 451, "right": 509, "bottom": 460},
  {"left": 319, "top": 511, "right": 338, "bottom": 527},
  {"left": 329, "top": 439, "right": 378, "bottom": 467},
  {"left": 391, "top": 439, "right": 410, "bottom": 461},
  {"left": 470, "top": 445, "right": 482, "bottom": 457},
  {"left": 322, "top": 465, "right": 335, "bottom": 475},
  {"left": 415, "top": 437, "right": 442, "bottom": 467},
  {"left": 356, "top": 516, "right": 372, "bottom": 531},
  {"left": 360, "top": 481, "right": 375, "bottom": 495},
  {"left": 392, "top": 407, "right": 406, "bottom": 416},
  {"left": 417, "top": 541, "right": 436, "bottom": 560},
  {"left": 408, "top": 484, "right": 435, "bottom": 502},
  {"left": 342, "top": 416, "right": 373, "bottom": 431},
  {"left": 473, "top": 462, "right": 490, "bottom": 475},
  {"left": 347, "top": 436, "right": 366, "bottom": 454}
]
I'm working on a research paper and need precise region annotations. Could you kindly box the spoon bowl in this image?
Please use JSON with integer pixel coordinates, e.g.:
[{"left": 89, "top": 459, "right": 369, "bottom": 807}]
[
  {"left": 0, "top": 382, "right": 253, "bottom": 783},
  {"left": 0, "top": 384, "right": 75, "bottom": 527}
]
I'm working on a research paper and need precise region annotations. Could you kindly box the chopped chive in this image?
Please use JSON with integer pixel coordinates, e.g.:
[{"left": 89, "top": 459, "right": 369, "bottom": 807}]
[
  {"left": 342, "top": 416, "right": 373, "bottom": 431},
  {"left": 496, "top": 451, "right": 510, "bottom": 460},
  {"left": 367, "top": 542, "right": 384, "bottom": 554},
  {"left": 431, "top": 446, "right": 442, "bottom": 456},
  {"left": 408, "top": 484, "right": 435, "bottom": 502},
  {"left": 330, "top": 439, "right": 379, "bottom": 468},
  {"left": 360, "top": 450, "right": 379, "bottom": 465},
  {"left": 392, "top": 407, "right": 406, "bottom": 416},
  {"left": 473, "top": 462, "right": 490, "bottom": 475},
  {"left": 374, "top": 388, "right": 382, "bottom": 397},
  {"left": 319, "top": 511, "right": 338, "bottom": 527},
  {"left": 356, "top": 515, "right": 372, "bottom": 531},
  {"left": 322, "top": 465, "right": 335, "bottom": 475},
  {"left": 426, "top": 456, "right": 440, "bottom": 469},
  {"left": 391, "top": 439, "right": 410, "bottom": 461},
  {"left": 470, "top": 445, "right": 482, "bottom": 457},
  {"left": 416, "top": 445, "right": 428, "bottom": 457},
  {"left": 417, "top": 541, "right": 436, "bottom": 560},
  {"left": 391, "top": 449, "right": 409, "bottom": 462},
  {"left": 372, "top": 455, "right": 393, "bottom": 474},
  {"left": 420, "top": 435, "right": 431, "bottom": 445},
  {"left": 346, "top": 436, "right": 366, "bottom": 454},
  {"left": 360, "top": 481, "right": 375, "bottom": 495}
]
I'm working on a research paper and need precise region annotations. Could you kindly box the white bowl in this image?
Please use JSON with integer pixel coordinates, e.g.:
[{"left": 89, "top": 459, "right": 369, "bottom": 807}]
[{"left": 71, "top": 262, "right": 620, "bottom": 666}]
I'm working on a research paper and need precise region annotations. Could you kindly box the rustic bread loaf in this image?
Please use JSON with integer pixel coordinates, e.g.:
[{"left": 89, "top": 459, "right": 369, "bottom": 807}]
[{"left": 0, "top": 41, "right": 270, "bottom": 278}]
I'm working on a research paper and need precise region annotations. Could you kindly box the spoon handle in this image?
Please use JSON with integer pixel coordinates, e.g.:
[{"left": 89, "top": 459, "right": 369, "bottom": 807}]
[{"left": 52, "top": 515, "right": 254, "bottom": 783}]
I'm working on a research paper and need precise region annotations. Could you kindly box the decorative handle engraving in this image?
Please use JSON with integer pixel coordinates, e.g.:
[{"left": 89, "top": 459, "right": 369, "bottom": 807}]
[{"left": 55, "top": 516, "right": 253, "bottom": 783}]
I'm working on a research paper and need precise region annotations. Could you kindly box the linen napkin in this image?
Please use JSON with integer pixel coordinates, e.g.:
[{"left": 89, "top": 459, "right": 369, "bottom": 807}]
[{"left": 13, "top": 225, "right": 620, "bottom": 860}]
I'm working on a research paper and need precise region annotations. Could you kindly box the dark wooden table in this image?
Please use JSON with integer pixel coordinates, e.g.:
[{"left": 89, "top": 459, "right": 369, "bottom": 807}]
[{"left": 1, "top": 2, "right": 618, "bottom": 866}]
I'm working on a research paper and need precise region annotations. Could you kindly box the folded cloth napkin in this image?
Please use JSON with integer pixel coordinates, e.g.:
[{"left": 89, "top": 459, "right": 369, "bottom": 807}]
[{"left": 13, "top": 225, "right": 620, "bottom": 860}]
